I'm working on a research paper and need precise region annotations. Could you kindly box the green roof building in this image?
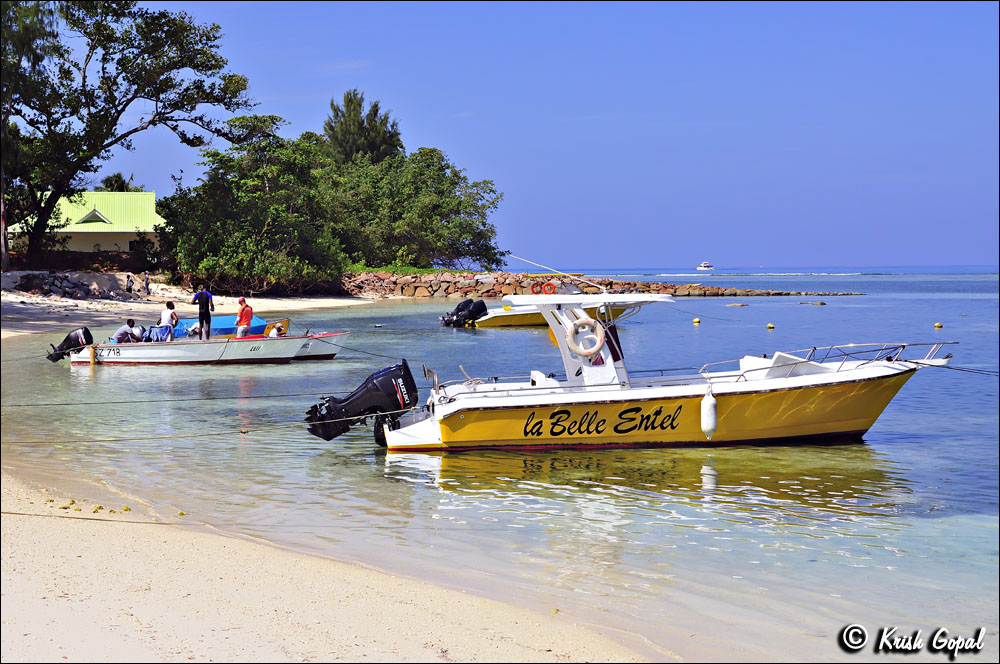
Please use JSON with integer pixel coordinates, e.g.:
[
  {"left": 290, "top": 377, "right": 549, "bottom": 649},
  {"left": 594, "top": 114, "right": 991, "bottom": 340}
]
[{"left": 16, "top": 191, "right": 165, "bottom": 252}]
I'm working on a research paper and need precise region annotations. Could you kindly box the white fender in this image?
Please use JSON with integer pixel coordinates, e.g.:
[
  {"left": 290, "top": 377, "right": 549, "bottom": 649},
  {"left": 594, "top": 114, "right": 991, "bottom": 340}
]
[
  {"left": 565, "top": 318, "right": 605, "bottom": 357},
  {"left": 701, "top": 385, "right": 717, "bottom": 440}
]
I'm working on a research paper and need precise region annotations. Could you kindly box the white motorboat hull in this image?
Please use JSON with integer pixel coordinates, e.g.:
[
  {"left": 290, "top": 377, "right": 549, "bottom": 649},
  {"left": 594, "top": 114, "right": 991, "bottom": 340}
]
[
  {"left": 293, "top": 332, "right": 350, "bottom": 361},
  {"left": 70, "top": 335, "right": 310, "bottom": 366}
]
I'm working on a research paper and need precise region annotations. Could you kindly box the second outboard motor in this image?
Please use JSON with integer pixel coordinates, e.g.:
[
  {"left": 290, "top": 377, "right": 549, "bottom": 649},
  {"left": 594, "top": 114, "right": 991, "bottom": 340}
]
[
  {"left": 46, "top": 327, "right": 94, "bottom": 362},
  {"left": 440, "top": 298, "right": 488, "bottom": 327},
  {"left": 440, "top": 298, "right": 474, "bottom": 326},
  {"left": 305, "top": 359, "right": 419, "bottom": 444}
]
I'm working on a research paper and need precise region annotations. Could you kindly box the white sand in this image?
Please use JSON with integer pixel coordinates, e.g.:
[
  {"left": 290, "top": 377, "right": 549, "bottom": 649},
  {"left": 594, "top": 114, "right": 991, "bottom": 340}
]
[{"left": 1, "top": 471, "right": 644, "bottom": 662}]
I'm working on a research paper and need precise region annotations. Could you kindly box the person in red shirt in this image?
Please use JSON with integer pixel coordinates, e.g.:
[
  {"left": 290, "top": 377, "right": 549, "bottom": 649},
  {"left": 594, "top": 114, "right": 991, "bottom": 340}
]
[{"left": 236, "top": 297, "right": 254, "bottom": 338}]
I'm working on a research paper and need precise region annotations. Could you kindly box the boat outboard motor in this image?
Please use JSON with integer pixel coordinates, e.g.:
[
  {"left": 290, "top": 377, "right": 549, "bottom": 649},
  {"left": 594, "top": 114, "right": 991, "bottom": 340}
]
[
  {"left": 46, "top": 327, "right": 94, "bottom": 362},
  {"left": 440, "top": 298, "right": 474, "bottom": 326},
  {"left": 440, "top": 298, "right": 488, "bottom": 327},
  {"left": 305, "top": 359, "right": 419, "bottom": 444}
]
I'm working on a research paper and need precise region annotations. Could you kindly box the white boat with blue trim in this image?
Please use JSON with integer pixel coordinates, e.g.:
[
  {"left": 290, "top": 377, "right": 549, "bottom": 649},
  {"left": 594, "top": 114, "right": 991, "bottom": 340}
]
[{"left": 46, "top": 328, "right": 350, "bottom": 366}]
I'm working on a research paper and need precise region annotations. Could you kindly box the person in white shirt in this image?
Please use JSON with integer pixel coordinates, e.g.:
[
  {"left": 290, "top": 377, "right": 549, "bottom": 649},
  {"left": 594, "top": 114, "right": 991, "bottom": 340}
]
[
  {"left": 111, "top": 320, "right": 143, "bottom": 343},
  {"left": 159, "top": 301, "right": 179, "bottom": 340}
]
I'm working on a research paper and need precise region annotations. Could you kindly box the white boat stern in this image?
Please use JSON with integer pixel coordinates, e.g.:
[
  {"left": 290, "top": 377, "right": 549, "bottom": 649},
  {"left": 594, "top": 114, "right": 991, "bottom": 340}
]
[{"left": 384, "top": 412, "right": 442, "bottom": 451}]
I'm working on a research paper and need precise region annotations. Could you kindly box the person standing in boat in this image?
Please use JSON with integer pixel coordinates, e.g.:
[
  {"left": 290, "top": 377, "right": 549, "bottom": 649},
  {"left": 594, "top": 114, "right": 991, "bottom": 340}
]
[
  {"left": 159, "top": 301, "right": 179, "bottom": 340},
  {"left": 235, "top": 296, "right": 253, "bottom": 338},
  {"left": 191, "top": 285, "right": 215, "bottom": 340}
]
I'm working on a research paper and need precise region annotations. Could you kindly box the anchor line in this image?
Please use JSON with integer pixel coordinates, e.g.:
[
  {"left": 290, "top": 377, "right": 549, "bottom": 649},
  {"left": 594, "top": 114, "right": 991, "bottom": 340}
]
[
  {"left": 907, "top": 361, "right": 999, "bottom": 377},
  {"left": 508, "top": 255, "right": 607, "bottom": 293}
]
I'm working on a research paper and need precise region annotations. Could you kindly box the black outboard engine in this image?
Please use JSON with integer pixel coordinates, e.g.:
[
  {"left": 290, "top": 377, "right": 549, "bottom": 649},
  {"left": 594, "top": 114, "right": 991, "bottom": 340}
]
[
  {"left": 440, "top": 298, "right": 488, "bottom": 327},
  {"left": 305, "top": 359, "right": 419, "bottom": 444},
  {"left": 46, "top": 327, "right": 94, "bottom": 362}
]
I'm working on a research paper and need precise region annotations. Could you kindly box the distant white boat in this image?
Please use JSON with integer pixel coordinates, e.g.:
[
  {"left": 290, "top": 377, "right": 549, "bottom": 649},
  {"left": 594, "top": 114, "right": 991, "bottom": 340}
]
[{"left": 697, "top": 261, "right": 715, "bottom": 271}]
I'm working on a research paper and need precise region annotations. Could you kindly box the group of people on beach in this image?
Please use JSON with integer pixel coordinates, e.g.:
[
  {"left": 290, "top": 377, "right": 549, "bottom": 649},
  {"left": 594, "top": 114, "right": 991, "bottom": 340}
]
[{"left": 113, "top": 285, "right": 283, "bottom": 343}]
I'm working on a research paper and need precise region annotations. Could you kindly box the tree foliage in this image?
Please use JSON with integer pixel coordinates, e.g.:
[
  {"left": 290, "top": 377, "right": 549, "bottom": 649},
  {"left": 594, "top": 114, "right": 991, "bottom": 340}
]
[
  {"left": 157, "top": 116, "right": 347, "bottom": 294},
  {"left": 95, "top": 172, "right": 145, "bottom": 192},
  {"left": 1, "top": 0, "right": 59, "bottom": 270},
  {"left": 326, "top": 148, "right": 505, "bottom": 270},
  {"left": 159, "top": 114, "right": 507, "bottom": 292},
  {"left": 323, "top": 88, "right": 404, "bottom": 165},
  {"left": 2, "top": 0, "right": 252, "bottom": 267}
]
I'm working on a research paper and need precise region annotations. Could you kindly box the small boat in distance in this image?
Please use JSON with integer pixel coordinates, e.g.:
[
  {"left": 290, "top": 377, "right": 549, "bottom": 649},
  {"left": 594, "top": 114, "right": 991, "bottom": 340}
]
[{"left": 697, "top": 261, "right": 714, "bottom": 271}]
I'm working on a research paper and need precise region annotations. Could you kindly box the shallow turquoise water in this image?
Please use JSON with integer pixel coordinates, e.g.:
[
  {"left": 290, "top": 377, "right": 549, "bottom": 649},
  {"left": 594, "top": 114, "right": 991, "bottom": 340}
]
[{"left": 2, "top": 270, "right": 997, "bottom": 660}]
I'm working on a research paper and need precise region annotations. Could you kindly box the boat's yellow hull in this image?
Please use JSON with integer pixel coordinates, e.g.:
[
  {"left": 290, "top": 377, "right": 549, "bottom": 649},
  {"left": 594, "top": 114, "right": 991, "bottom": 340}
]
[
  {"left": 390, "top": 371, "right": 915, "bottom": 451},
  {"left": 473, "top": 305, "right": 629, "bottom": 328}
]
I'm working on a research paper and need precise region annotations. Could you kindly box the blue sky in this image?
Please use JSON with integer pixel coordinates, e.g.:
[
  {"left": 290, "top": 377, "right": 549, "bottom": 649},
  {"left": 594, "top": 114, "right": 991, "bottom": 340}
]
[{"left": 103, "top": 1, "right": 998, "bottom": 269}]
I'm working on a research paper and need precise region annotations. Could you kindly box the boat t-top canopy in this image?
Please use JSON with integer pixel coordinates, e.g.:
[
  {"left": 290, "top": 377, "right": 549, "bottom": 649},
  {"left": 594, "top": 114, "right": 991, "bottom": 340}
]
[{"left": 501, "top": 293, "right": 674, "bottom": 389}]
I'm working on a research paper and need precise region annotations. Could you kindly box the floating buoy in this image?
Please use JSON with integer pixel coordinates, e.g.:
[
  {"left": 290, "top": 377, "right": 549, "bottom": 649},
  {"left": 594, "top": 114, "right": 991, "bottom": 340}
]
[
  {"left": 693, "top": 318, "right": 701, "bottom": 325},
  {"left": 701, "top": 385, "right": 717, "bottom": 440},
  {"left": 934, "top": 322, "right": 943, "bottom": 329},
  {"left": 767, "top": 323, "right": 775, "bottom": 329}
]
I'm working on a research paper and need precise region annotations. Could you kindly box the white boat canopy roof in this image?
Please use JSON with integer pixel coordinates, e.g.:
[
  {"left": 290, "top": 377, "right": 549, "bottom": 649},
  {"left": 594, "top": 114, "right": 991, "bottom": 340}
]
[{"left": 502, "top": 293, "right": 674, "bottom": 307}]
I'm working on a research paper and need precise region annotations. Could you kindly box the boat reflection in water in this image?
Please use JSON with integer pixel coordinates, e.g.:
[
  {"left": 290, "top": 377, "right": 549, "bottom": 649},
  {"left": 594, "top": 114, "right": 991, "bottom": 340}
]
[{"left": 379, "top": 441, "right": 912, "bottom": 521}]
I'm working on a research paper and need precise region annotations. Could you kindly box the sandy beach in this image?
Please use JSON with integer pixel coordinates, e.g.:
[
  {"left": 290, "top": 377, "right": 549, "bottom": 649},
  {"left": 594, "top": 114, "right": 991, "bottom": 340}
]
[
  {"left": 1, "top": 274, "right": 647, "bottom": 662},
  {"left": 0, "top": 471, "right": 644, "bottom": 663},
  {"left": 0, "top": 271, "right": 373, "bottom": 340}
]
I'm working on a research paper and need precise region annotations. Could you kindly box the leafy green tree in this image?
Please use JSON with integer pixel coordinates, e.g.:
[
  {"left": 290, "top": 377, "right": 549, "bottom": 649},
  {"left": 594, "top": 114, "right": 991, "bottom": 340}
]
[
  {"left": 95, "top": 172, "right": 145, "bottom": 192},
  {"left": 157, "top": 116, "right": 347, "bottom": 293},
  {"left": 326, "top": 148, "right": 506, "bottom": 270},
  {"left": 2, "top": 0, "right": 252, "bottom": 268},
  {"left": 323, "top": 89, "right": 404, "bottom": 165},
  {"left": 1, "top": 0, "right": 58, "bottom": 271}
]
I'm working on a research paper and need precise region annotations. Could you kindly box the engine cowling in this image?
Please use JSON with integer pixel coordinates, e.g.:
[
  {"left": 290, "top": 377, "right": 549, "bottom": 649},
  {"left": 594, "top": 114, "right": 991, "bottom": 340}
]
[
  {"left": 46, "top": 327, "right": 94, "bottom": 362},
  {"left": 440, "top": 298, "right": 488, "bottom": 327},
  {"left": 305, "top": 359, "right": 419, "bottom": 443}
]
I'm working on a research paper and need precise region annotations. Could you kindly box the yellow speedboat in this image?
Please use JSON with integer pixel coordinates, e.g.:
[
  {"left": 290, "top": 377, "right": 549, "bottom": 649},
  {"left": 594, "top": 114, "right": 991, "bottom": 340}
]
[{"left": 307, "top": 294, "right": 954, "bottom": 452}]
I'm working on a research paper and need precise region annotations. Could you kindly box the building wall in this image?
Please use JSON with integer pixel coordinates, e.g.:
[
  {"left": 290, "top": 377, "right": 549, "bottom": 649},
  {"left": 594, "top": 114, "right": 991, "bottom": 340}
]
[{"left": 62, "top": 232, "right": 160, "bottom": 252}]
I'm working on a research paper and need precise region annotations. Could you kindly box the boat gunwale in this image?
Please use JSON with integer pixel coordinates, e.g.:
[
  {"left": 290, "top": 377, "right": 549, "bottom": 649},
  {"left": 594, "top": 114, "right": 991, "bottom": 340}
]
[{"left": 428, "top": 367, "right": 919, "bottom": 417}]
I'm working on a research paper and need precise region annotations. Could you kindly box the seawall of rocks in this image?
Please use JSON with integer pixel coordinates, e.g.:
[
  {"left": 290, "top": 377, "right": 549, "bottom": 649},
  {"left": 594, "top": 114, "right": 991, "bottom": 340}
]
[
  {"left": 8, "top": 271, "right": 146, "bottom": 302},
  {"left": 4, "top": 270, "right": 862, "bottom": 301},
  {"left": 339, "top": 271, "right": 861, "bottom": 299}
]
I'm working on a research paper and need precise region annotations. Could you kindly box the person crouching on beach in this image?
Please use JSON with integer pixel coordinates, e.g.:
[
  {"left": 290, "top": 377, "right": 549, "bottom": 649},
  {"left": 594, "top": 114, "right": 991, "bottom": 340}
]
[
  {"left": 236, "top": 296, "right": 253, "bottom": 338},
  {"left": 192, "top": 285, "right": 214, "bottom": 340}
]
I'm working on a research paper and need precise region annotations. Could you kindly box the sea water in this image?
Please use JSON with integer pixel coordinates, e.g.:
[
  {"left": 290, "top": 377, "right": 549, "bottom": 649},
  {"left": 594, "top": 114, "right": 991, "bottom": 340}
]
[{"left": 2, "top": 268, "right": 997, "bottom": 660}]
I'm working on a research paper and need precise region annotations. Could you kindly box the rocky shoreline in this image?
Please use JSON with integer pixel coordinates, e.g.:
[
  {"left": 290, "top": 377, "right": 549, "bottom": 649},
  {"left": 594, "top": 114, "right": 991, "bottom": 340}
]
[
  {"left": 339, "top": 271, "right": 861, "bottom": 299},
  {"left": 2, "top": 269, "right": 861, "bottom": 303}
]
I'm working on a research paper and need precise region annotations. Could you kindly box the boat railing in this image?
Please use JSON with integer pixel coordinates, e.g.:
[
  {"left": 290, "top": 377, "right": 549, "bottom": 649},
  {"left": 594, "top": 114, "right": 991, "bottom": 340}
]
[
  {"left": 429, "top": 342, "right": 957, "bottom": 398},
  {"left": 693, "top": 341, "right": 957, "bottom": 382}
]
